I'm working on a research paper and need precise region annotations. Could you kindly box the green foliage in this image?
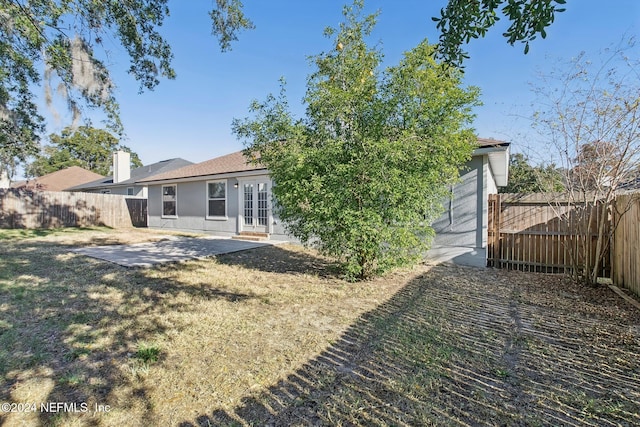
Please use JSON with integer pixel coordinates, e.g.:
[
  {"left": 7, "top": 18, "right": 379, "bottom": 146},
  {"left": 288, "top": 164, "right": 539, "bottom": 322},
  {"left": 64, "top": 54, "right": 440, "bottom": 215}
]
[
  {"left": 210, "top": 0, "right": 255, "bottom": 52},
  {"left": 433, "top": 0, "right": 567, "bottom": 66},
  {"left": 500, "top": 153, "right": 564, "bottom": 193},
  {"left": 234, "top": 1, "right": 479, "bottom": 280},
  {"left": 0, "top": 0, "right": 253, "bottom": 171},
  {"left": 26, "top": 126, "right": 142, "bottom": 177},
  {"left": 135, "top": 343, "right": 161, "bottom": 364},
  {"left": 0, "top": 0, "right": 568, "bottom": 172}
]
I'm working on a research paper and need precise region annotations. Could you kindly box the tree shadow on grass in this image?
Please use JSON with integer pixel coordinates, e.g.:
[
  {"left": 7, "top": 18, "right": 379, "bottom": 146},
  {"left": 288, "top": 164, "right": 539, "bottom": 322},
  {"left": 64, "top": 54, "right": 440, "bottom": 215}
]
[
  {"left": 0, "top": 238, "right": 255, "bottom": 426},
  {"left": 179, "top": 264, "right": 640, "bottom": 427},
  {"left": 0, "top": 226, "right": 107, "bottom": 241},
  {"left": 216, "top": 244, "right": 344, "bottom": 279}
]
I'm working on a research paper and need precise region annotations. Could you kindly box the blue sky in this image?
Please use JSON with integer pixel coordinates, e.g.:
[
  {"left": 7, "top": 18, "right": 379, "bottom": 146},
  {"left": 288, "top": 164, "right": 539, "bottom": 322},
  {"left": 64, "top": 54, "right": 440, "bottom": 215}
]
[{"left": 31, "top": 0, "right": 640, "bottom": 177}]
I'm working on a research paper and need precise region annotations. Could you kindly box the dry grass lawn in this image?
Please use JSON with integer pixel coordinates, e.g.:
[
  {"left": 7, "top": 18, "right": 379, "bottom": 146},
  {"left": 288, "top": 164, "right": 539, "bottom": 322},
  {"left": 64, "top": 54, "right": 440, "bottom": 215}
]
[{"left": 1, "top": 227, "right": 639, "bottom": 426}]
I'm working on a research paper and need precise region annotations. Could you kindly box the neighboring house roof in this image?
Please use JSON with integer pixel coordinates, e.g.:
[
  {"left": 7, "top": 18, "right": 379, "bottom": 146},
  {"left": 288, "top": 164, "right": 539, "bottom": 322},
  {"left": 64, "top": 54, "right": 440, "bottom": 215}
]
[
  {"left": 68, "top": 158, "right": 194, "bottom": 191},
  {"left": 618, "top": 176, "right": 640, "bottom": 191},
  {"left": 10, "top": 166, "right": 104, "bottom": 191},
  {"left": 138, "top": 151, "right": 264, "bottom": 183}
]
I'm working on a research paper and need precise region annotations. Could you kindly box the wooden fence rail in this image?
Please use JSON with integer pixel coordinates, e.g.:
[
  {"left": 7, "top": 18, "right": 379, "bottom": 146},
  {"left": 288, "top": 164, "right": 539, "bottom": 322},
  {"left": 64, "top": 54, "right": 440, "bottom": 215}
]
[
  {"left": 0, "top": 189, "right": 143, "bottom": 229},
  {"left": 487, "top": 193, "right": 611, "bottom": 277}
]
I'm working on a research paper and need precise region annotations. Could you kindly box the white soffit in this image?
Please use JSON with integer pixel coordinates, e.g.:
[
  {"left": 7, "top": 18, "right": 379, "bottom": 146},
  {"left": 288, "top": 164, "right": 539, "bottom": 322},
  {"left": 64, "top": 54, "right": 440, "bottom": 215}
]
[{"left": 473, "top": 145, "right": 510, "bottom": 187}]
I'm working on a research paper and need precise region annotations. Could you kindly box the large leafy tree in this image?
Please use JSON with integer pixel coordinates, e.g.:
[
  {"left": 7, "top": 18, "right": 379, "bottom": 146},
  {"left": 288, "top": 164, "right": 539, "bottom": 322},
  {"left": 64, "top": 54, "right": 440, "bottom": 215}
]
[
  {"left": 433, "top": 0, "right": 567, "bottom": 66},
  {"left": 499, "top": 153, "right": 564, "bottom": 193},
  {"left": 26, "top": 126, "right": 142, "bottom": 177},
  {"left": 0, "top": 0, "right": 253, "bottom": 172},
  {"left": 233, "top": 1, "right": 480, "bottom": 280},
  {"left": 1, "top": 0, "right": 565, "bottom": 174}
]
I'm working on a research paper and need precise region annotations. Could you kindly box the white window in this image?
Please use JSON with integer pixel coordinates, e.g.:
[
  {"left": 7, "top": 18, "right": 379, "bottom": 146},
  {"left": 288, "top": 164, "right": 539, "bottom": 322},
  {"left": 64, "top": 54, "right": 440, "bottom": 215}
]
[
  {"left": 162, "top": 185, "right": 177, "bottom": 217},
  {"left": 206, "top": 180, "right": 227, "bottom": 219},
  {"left": 127, "top": 187, "right": 135, "bottom": 196}
]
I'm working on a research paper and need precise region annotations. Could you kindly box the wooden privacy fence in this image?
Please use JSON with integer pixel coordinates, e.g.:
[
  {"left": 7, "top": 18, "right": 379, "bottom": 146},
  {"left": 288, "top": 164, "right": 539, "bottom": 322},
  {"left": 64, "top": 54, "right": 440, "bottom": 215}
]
[
  {"left": 0, "top": 189, "right": 146, "bottom": 229},
  {"left": 487, "top": 193, "right": 611, "bottom": 277},
  {"left": 612, "top": 193, "right": 640, "bottom": 298}
]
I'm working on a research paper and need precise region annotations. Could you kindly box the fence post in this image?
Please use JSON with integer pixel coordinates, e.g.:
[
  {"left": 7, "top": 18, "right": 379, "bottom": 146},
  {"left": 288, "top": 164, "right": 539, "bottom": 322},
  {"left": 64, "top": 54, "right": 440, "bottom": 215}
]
[{"left": 487, "top": 194, "right": 499, "bottom": 267}]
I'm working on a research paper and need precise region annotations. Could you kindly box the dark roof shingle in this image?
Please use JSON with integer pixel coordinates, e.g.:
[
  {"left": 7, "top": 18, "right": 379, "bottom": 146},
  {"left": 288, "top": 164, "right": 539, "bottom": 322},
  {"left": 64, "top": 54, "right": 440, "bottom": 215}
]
[
  {"left": 476, "top": 137, "right": 510, "bottom": 148},
  {"left": 139, "top": 138, "right": 509, "bottom": 184}
]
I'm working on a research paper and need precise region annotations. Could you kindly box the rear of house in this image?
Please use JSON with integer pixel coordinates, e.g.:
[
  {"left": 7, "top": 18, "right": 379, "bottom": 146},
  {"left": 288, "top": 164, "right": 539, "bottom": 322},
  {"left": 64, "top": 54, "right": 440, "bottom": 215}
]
[
  {"left": 139, "top": 152, "right": 290, "bottom": 240},
  {"left": 140, "top": 140, "right": 510, "bottom": 249}
]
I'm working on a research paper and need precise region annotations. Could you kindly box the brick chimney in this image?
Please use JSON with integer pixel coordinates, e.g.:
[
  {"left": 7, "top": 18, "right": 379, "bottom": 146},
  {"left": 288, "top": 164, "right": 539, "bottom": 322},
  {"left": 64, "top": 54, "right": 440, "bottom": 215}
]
[{"left": 113, "top": 150, "right": 131, "bottom": 183}]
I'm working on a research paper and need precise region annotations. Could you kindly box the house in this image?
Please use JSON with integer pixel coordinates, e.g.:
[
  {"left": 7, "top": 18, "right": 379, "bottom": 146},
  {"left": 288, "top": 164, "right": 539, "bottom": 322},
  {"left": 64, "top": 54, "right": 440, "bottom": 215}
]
[
  {"left": 10, "top": 166, "right": 104, "bottom": 192},
  {"left": 429, "top": 138, "right": 510, "bottom": 266},
  {"left": 68, "top": 151, "right": 194, "bottom": 197},
  {"left": 138, "top": 151, "right": 290, "bottom": 240},
  {"left": 139, "top": 139, "right": 510, "bottom": 251}
]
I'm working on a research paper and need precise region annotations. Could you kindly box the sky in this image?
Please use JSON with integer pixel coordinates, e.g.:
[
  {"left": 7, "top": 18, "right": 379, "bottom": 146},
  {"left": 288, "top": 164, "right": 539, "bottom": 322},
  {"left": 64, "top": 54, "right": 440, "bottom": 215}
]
[{"left": 24, "top": 0, "right": 640, "bottom": 179}]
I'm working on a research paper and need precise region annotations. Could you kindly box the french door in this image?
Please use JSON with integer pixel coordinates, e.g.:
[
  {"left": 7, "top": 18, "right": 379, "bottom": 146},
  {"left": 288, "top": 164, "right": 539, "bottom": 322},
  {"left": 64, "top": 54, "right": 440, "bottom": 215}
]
[{"left": 241, "top": 180, "right": 270, "bottom": 233}]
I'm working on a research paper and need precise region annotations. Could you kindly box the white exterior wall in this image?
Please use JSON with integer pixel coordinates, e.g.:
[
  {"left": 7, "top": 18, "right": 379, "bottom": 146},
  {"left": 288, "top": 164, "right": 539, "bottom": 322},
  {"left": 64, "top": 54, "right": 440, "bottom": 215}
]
[
  {"left": 113, "top": 151, "right": 131, "bottom": 183},
  {"left": 0, "top": 170, "right": 10, "bottom": 188},
  {"left": 486, "top": 158, "right": 498, "bottom": 196}
]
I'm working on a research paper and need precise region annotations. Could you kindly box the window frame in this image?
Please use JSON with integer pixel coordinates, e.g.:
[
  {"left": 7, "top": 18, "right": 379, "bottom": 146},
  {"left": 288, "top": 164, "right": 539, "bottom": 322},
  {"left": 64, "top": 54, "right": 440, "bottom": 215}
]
[
  {"left": 127, "top": 187, "right": 135, "bottom": 196},
  {"left": 206, "top": 179, "right": 227, "bottom": 220},
  {"left": 161, "top": 184, "right": 178, "bottom": 218}
]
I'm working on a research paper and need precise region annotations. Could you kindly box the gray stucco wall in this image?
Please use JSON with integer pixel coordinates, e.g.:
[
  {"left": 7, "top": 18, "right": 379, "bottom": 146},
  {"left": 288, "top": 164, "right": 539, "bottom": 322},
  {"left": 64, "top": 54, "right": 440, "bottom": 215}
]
[
  {"left": 147, "top": 175, "right": 290, "bottom": 240},
  {"left": 147, "top": 159, "right": 496, "bottom": 247},
  {"left": 431, "top": 155, "right": 488, "bottom": 248}
]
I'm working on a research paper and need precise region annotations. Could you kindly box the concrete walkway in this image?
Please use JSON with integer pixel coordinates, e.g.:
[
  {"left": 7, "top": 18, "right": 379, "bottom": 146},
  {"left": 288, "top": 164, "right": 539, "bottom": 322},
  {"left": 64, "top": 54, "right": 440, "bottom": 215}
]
[{"left": 72, "top": 236, "right": 274, "bottom": 267}]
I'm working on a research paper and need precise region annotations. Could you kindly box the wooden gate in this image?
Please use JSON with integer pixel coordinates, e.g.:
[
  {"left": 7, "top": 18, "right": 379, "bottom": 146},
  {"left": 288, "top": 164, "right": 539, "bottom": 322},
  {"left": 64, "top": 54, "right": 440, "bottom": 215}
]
[
  {"left": 487, "top": 193, "right": 610, "bottom": 276},
  {"left": 125, "top": 198, "right": 148, "bottom": 227}
]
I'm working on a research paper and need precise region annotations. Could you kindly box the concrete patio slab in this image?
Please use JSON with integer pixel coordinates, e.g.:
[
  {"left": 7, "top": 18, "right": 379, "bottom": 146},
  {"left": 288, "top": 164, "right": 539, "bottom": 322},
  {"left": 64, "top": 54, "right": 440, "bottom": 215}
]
[{"left": 72, "top": 236, "right": 275, "bottom": 267}]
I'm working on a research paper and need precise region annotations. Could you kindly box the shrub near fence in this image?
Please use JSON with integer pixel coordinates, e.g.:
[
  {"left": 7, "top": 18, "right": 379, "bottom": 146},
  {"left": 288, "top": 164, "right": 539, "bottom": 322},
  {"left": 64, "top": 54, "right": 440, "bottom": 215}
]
[{"left": 0, "top": 189, "right": 138, "bottom": 229}]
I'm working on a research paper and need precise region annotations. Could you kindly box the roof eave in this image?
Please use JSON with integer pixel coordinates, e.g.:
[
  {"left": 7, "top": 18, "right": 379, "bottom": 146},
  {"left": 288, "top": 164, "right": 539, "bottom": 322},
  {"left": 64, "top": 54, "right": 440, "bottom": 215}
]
[
  {"left": 483, "top": 145, "right": 510, "bottom": 187},
  {"left": 138, "top": 168, "right": 269, "bottom": 185}
]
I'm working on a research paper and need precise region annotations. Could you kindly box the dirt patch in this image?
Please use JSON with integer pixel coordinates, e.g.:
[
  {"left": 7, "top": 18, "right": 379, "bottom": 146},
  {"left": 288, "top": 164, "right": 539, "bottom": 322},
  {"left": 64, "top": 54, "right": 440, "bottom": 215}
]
[{"left": 1, "top": 228, "right": 639, "bottom": 426}]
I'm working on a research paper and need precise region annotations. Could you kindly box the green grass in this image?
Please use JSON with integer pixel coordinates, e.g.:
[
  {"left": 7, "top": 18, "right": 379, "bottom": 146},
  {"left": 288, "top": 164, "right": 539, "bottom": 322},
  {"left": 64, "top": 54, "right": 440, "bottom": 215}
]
[
  {"left": 0, "top": 227, "right": 639, "bottom": 427},
  {"left": 0, "top": 226, "right": 109, "bottom": 240},
  {"left": 135, "top": 343, "right": 161, "bottom": 364}
]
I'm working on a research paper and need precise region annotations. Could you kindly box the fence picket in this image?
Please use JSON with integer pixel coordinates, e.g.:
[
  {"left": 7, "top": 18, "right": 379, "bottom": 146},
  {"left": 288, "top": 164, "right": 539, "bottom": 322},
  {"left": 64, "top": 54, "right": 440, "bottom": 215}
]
[
  {"left": 487, "top": 193, "right": 612, "bottom": 276},
  {"left": 0, "top": 189, "right": 144, "bottom": 229}
]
